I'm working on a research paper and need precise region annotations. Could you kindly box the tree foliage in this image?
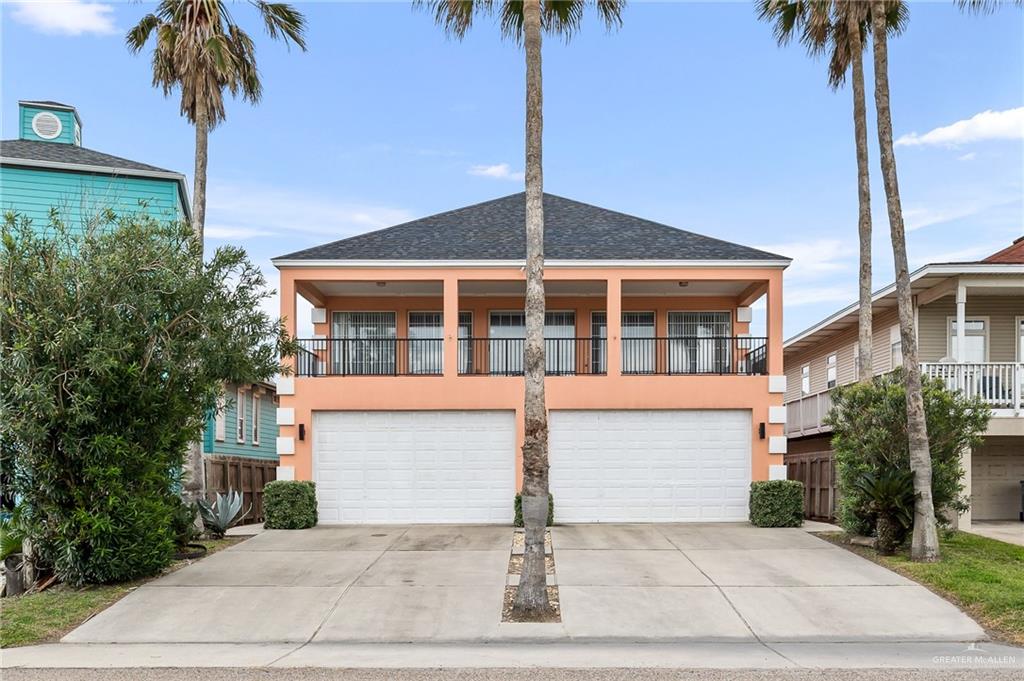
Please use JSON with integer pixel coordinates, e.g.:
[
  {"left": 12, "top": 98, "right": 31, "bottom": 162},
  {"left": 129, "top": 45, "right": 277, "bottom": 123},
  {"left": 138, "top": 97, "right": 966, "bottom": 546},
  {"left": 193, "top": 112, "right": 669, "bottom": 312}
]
[
  {"left": 825, "top": 370, "right": 989, "bottom": 538},
  {"left": 0, "top": 214, "right": 293, "bottom": 584}
]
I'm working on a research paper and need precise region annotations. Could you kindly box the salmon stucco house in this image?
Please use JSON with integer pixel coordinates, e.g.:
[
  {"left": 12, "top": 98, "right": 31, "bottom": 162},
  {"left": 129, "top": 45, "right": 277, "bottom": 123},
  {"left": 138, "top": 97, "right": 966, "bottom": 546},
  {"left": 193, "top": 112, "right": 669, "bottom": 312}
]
[{"left": 273, "top": 193, "right": 791, "bottom": 524}]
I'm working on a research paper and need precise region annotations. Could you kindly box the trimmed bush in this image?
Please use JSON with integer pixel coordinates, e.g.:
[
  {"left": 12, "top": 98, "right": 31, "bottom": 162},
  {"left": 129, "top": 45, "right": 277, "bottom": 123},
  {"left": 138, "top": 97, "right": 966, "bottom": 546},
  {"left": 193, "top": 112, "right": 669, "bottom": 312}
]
[
  {"left": 264, "top": 481, "right": 318, "bottom": 529},
  {"left": 513, "top": 493, "right": 554, "bottom": 528},
  {"left": 749, "top": 480, "right": 804, "bottom": 527}
]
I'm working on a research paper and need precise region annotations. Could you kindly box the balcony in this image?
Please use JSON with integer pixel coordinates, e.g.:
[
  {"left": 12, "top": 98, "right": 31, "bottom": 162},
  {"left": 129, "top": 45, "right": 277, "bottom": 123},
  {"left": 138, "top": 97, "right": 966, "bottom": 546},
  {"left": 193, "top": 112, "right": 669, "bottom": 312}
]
[
  {"left": 922, "top": 362, "right": 1023, "bottom": 414},
  {"left": 295, "top": 336, "right": 768, "bottom": 378},
  {"left": 785, "top": 388, "right": 834, "bottom": 438}
]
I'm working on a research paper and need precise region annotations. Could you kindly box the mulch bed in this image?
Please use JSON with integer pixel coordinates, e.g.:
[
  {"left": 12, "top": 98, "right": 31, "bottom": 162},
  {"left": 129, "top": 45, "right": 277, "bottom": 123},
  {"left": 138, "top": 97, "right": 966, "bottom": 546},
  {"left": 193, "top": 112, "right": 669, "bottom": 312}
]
[
  {"left": 502, "top": 585, "right": 561, "bottom": 623},
  {"left": 507, "top": 554, "right": 555, "bottom": 575}
]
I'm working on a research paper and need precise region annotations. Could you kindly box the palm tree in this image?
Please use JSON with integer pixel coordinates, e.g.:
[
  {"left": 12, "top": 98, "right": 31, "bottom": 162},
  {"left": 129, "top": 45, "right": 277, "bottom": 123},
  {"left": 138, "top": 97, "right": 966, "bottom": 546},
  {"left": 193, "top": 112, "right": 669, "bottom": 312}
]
[
  {"left": 127, "top": 1, "right": 305, "bottom": 507},
  {"left": 127, "top": 0, "right": 307, "bottom": 247},
  {"left": 757, "top": 1, "right": 905, "bottom": 383},
  {"left": 868, "top": 0, "right": 939, "bottom": 561},
  {"left": 419, "top": 0, "right": 623, "bottom": 618}
]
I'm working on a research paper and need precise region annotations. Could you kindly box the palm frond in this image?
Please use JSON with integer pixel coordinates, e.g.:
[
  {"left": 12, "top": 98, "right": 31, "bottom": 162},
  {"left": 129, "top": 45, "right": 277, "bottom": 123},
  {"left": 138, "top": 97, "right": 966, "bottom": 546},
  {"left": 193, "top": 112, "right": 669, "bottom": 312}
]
[
  {"left": 417, "top": 0, "right": 492, "bottom": 40},
  {"left": 956, "top": 0, "right": 1023, "bottom": 14},
  {"left": 252, "top": 1, "right": 308, "bottom": 50},
  {"left": 126, "top": 13, "right": 162, "bottom": 53}
]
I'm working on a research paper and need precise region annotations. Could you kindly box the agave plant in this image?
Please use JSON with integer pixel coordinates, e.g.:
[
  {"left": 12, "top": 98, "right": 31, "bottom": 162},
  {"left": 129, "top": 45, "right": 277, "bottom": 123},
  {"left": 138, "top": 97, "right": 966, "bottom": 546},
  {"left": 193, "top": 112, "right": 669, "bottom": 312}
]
[
  {"left": 197, "top": 490, "right": 251, "bottom": 539},
  {"left": 854, "top": 468, "right": 917, "bottom": 555}
]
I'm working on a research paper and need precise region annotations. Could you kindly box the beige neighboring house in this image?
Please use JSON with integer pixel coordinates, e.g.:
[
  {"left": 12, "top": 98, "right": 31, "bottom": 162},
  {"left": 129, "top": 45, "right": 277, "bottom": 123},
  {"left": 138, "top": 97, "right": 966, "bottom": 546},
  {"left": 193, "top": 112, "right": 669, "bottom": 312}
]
[{"left": 783, "top": 238, "right": 1024, "bottom": 528}]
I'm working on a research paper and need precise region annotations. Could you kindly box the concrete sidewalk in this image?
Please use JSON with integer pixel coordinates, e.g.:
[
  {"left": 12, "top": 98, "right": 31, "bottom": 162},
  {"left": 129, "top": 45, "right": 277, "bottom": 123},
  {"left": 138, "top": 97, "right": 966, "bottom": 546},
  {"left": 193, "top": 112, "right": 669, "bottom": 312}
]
[{"left": 3, "top": 641, "right": 1023, "bottom": 670}]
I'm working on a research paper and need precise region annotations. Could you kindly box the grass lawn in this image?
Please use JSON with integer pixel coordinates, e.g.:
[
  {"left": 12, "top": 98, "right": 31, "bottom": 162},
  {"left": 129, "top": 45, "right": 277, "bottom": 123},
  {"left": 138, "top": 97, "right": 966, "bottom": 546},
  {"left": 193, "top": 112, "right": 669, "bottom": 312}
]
[
  {"left": 821, "top": 530, "right": 1024, "bottom": 645},
  {"left": 0, "top": 536, "right": 243, "bottom": 648}
]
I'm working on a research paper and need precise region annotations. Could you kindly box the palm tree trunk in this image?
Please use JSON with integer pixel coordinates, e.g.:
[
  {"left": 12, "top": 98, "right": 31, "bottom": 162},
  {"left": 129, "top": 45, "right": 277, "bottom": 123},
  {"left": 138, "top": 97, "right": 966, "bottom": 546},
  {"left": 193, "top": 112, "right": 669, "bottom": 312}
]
[
  {"left": 849, "top": 9, "right": 873, "bottom": 383},
  {"left": 182, "top": 97, "right": 210, "bottom": 507},
  {"left": 192, "top": 97, "right": 209, "bottom": 252},
  {"left": 870, "top": 1, "right": 939, "bottom": 562},
  {"left": 511, "top": 0, "right": 551, "bottom": 619}
]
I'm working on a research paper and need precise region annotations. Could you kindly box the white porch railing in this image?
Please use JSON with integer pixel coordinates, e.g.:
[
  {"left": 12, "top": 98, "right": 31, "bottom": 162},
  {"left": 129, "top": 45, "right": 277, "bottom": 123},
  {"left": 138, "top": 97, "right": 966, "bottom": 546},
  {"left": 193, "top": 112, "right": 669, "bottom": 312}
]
[
  {"left": 922, "top": 362, "right": 1023, "bottom": 413},
  {"left": 785, "top": 389, "right": 834, "bottom": 437}
]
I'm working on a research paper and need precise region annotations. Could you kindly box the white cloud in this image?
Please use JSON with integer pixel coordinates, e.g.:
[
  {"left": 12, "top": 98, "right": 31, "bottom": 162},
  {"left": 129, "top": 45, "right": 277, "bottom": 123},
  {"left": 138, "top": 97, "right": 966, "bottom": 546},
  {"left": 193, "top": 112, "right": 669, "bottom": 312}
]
[
  {"left": 205, "top": 183, "right": 415, "bottom": 242},
  {"left": 10, "top": 1, "right": 117, "bottom": 36},
  {"left": 468, "top": 163, "right": 525, "bottom": 181},
  {"left": 754, "top": 238, "right": 854, "bottom": 281},
  {"left": 785, "top": 285, "right": 858, "bottom": 307},
  {"left": 205, "top": 225, "right": 277, "bottom": 240},
  {"left": 895, "top": 107, "right": 1024, "bottom": 147},
  {"left": 957, "top": 152, "right": 977, "bottom": 162}
]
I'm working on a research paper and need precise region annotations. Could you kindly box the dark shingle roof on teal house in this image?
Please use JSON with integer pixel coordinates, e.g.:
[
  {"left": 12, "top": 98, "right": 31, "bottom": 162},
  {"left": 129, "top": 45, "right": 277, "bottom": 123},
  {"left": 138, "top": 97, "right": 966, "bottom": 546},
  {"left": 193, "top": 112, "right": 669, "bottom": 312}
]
[{"left": 1, "top": 100, "right": 191, "bottom": 230}]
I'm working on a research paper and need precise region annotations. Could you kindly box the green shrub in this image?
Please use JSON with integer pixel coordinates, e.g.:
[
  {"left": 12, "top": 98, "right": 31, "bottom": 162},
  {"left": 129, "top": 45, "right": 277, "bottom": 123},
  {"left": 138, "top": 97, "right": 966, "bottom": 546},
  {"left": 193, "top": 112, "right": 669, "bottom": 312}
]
[
  {"left": 1, "top": 216, "right": 290, "bottom": 585},
  {"left": 264, "top": 481, "right": 317, "bottom": 529},
  {"left": 826, "top": 370, "right": 988, "bottom": 537},
  {"left": 749, "top": 480, "right": 804, "bottom": 527},
  {"left": 853, "top": 468, "right": 915, "bottom": 554},
  {"left": 513, "top": 493, "right": 554, "bottom": 528}
]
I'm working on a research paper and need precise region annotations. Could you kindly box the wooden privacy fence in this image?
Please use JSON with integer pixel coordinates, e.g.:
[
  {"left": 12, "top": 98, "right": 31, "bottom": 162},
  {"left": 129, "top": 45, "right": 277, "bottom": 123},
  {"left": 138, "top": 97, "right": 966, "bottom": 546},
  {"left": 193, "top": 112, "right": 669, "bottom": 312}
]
[
  {"left": 204, "top": 456, "right": 277, "bottom": 523},
  {"left": 786, "top": 451, "right": 836, "bottom": 521}
]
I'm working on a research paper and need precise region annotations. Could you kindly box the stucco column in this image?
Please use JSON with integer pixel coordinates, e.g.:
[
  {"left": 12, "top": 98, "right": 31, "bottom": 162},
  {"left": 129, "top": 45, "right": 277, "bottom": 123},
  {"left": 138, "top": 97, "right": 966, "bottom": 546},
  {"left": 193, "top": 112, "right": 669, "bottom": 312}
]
[
  {"left": 607, "top": 277, "right": 622, "bottom": 377},
  {"left": 443, "top": 276, "right": 459, "bottom": 377},
  {"left": 767, "top": 273, "right": 783, "bottom": 375},
  {"left": 280, "top": 272, "right": 297, "bottom": 373}
]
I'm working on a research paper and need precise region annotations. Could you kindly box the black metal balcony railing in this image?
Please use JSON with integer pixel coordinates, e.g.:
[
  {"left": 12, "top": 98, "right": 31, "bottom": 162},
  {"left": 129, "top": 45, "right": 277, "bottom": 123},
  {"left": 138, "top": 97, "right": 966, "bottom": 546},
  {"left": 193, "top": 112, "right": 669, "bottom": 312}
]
[
  {"left": 295, "top": 338, "right": 444, "bottom": 376},
  {"left": 620, "top": 336, "right": 768, "bottom": 376},
  {"left": 459, "top": 337, "right": 605, "bottom": 376},
  {"left": 294, "top": 336, "right": 768, "bottom": 377}
]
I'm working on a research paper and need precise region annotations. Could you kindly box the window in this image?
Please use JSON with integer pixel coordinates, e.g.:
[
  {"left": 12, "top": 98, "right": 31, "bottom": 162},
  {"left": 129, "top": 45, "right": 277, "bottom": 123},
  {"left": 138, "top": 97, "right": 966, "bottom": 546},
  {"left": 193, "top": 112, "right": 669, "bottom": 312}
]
[
  {"left": 251, "top": 394, "right": 260, "bottom": 445},
  {"left": 236, "top": 388, "right": 246, "bottom": 443},
  {"left": 214, "top": 393, "right": 226, "bottom": 441},
  {"left": 591, "top": 311, "right": 608, "bottom": 374},
  {"left": 488, "top": 311, "right": 576, "bottom": 374},
  {"left": 408, "top": 311, "right": 444, "bottom": 374},
  {"left": 457, "top": 311, "right": 473, "bottom": 373},
  {"left": 826, "top": 353, "right": 837, "bottom": 389},
  {"left": 331, "top": 311, "right": 397, "bottom": 375},
  {"left": 801, "top": 365, "right": 810, "bottom": 395},
  {"left": 621, "top": 311, "right": 656, "bottom": 374},
  {"left": 947, "top": 318, "right": 988, "bottom": 363},
  {"left": 890, "top": 326, "right": 903, "bottom": 368},
  {"left": 668, "top": 311, "right": 731, "bottom": 373}
]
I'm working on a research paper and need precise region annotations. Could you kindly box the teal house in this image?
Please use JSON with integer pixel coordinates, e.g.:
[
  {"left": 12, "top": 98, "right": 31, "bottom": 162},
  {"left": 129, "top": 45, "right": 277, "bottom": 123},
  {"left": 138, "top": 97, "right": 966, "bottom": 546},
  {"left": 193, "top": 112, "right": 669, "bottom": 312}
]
[
  {"left": 1, "top": 100, "right": 190, "bottom": 231},
  {"left": 2, "top": 100, "right": 278, "bottom": 475}
]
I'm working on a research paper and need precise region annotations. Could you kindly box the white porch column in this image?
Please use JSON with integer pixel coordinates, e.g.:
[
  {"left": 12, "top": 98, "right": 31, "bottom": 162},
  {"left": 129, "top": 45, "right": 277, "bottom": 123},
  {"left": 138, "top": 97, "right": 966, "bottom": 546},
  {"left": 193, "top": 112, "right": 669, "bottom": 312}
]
[{"left": 955, "top": 282, "right": 967, "bottom": 361}]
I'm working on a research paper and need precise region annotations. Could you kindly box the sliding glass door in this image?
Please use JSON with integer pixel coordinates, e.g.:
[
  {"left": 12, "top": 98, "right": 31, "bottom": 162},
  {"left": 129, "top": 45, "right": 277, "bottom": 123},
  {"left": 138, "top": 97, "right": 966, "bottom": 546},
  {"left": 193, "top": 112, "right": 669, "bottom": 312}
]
[
  {"left": 668, "top": 311, "right": 731, "bottom": 373},
  {"left": 488, "top": 311, "right": 576, "bottom": 375},
  {"left": 331, "top": 311, "right": 397, "bottom": 375}
]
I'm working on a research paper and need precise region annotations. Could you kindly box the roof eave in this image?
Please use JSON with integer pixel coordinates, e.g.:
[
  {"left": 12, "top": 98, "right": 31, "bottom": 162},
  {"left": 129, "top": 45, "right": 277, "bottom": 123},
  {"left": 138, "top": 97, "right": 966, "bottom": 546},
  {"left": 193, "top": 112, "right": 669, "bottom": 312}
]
[
  {"left": 783, "top": 262, "right": 1024, "bottom": 350},
  {"left": 1, "top": 156, "right": 192, "bottom": 222},
  {"left": 271, "top": 257, "right": 792, "bottom": 269}
]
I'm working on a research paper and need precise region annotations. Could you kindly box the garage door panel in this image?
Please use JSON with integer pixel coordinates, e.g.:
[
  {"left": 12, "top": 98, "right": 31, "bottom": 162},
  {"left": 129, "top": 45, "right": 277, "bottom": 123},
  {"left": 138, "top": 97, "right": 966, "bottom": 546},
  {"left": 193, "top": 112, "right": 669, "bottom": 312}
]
[
  {"left": 313, "top": 410, "right": 514, "bottom": 524},
  {"left": 550, "top": 410, "right": 751, "bottom": 523}
]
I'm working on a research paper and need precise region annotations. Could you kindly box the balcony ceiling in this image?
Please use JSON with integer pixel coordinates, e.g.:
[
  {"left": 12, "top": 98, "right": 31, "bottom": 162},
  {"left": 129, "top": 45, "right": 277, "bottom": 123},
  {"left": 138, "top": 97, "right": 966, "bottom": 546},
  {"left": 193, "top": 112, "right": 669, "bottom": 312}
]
[{"left": 305, "top": 279, "right": 756, "bottom": 299}]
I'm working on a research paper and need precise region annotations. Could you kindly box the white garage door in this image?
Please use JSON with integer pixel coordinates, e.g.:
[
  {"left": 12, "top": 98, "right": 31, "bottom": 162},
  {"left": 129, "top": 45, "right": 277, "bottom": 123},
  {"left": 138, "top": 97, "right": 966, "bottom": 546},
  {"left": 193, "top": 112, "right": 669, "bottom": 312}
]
[
  {"left": 313, "top": 411, "right": 515, "bottom": 524},
  {"left": 550, "top": 410, "right": 752, "bottom": 522}
]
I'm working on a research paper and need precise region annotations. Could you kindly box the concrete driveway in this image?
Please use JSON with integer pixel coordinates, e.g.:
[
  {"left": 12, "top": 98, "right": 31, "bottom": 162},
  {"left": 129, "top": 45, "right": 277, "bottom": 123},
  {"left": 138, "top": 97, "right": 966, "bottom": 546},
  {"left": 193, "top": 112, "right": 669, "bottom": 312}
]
[{"left": 64, "top": 523, "right": 984, "bottom": 644}]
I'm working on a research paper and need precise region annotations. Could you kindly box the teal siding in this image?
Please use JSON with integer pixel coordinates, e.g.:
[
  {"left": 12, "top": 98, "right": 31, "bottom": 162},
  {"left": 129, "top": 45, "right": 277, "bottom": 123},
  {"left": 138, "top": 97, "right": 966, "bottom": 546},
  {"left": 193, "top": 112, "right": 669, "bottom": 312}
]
[
  {"left": 20, "top": 105, "right": 77, "bottom": 145},
  {"left": 202, "top": 383, "right": 278, "bottom": 461},
  {"left": 203, "top": 412, "right": 216, "bottom": 454},
  {"left": 0, "top": 166, "right": 183, "bottom": 234}
]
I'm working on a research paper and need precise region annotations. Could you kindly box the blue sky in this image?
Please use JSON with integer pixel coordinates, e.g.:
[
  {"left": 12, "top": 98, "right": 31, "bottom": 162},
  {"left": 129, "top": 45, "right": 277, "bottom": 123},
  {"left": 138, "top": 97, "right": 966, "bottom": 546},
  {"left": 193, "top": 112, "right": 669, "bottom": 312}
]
[{"left": 3, "top": 1, "right": 1022, "bottom": 337}]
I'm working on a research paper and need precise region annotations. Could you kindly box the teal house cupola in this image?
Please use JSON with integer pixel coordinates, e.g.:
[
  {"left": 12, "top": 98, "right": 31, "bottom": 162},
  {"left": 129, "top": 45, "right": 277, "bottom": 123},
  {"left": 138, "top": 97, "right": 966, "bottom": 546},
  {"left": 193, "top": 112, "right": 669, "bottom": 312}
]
[{"left": 19, "top": 100, "right": 82, "bottom": 146}]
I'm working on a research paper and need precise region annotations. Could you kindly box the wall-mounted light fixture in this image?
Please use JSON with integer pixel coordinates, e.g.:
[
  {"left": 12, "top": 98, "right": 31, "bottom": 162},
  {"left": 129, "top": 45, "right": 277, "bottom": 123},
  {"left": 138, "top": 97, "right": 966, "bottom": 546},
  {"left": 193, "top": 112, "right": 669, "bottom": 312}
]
[
  {"left": 758, "top": 422, "right": 766, "bottom": 440},
  {"left": 299, "top": 424, "right": 306, "bottom": 441}
]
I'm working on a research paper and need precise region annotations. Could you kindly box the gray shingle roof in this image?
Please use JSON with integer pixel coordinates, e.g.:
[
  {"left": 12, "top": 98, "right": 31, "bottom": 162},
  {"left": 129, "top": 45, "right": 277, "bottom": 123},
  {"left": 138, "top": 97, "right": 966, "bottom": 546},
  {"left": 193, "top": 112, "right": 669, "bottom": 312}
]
[
  {"left": 276, "top": 193, "right": 787, "bottom": 262},
  {"left": 1, "top": 138, "right": 178, "bottom": 175}
]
